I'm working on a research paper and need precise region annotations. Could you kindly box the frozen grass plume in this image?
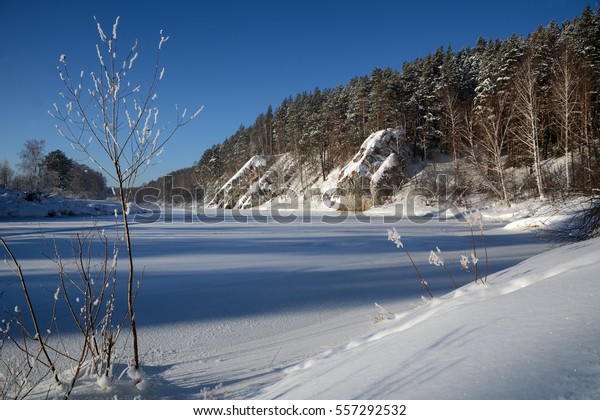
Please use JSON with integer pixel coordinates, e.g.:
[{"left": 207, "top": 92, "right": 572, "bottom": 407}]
[{"left": 386, "top": 208, "right": 490, "bottom": 302}]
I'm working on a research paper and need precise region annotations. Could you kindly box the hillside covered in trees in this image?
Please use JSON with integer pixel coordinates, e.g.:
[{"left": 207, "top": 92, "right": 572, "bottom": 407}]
[{"left": 147, "top": 6, "right": 600, "bottom": 209}]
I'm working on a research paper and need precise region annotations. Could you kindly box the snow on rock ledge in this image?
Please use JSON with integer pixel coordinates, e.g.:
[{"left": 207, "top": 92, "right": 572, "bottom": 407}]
[
  {"left": 208, "top": 155, "right": 269, "bottom": 209},
  {"left": 337, "top": 128, "right": 408, "bottom": 210}
]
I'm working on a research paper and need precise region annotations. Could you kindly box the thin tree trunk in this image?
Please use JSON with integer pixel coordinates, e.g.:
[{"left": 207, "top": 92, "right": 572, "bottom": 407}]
[{"left": 118, "top": 180, "right": 139, "bottom": 371}]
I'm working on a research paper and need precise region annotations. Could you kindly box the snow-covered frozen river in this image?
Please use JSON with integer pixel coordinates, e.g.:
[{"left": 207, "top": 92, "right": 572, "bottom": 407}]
[{"left": 0, "top": 210, "right": 550, "bottom": 398}]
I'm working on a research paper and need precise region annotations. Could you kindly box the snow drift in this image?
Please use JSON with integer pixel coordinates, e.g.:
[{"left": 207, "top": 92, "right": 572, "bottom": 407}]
[{"left": 258, "top": 237, "right": 600, "bottom": 399}]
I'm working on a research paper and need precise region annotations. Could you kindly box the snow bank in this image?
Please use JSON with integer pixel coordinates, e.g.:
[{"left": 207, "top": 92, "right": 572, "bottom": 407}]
[
  {"left": 477, "top": 198, "right": 591, "bottom": 233},
  {"left": 0, "top": 188, "right": 120, "bottom": 218},
  {"left": 259, "top": 238, "right": 600, "bottom": 399}
]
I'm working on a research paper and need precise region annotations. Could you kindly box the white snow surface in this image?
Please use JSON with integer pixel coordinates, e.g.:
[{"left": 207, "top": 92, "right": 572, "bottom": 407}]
[
  {"left": 371, "top": 153, "right": 399, "bottom": 185},
  {"left": 260, "top": 237, "right": 600, "bottom": 399},
  {"left": 0, "top": 188, "right": 121, "bottom": 218},
  {"left": 1, "top": 192, "right": 599, "bottom": 400}
]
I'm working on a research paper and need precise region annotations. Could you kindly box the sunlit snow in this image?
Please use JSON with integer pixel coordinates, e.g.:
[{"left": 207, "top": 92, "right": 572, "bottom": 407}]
[{"left": 2, "top": 195, "right": 597, "bottom": 399}]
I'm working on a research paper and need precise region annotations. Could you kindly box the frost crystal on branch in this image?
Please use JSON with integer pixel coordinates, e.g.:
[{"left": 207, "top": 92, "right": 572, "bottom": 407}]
[
  {"left": 191, "top": 106, "right": 204, "bottom": 119},
  {"left": 96, "top": 44, "right": 105, "bottom": 66},
  {"left": 128, "top": 52, "right": 138, "bottom": 69},
  {"left": 94, "top": 17, "right": 107, "bottom": 43},
  {"left": 158, "top": 30, "right": 170, "bottom": 50},
  {"left": 112, "top": 16, "right": 120, "bottom": 40}
]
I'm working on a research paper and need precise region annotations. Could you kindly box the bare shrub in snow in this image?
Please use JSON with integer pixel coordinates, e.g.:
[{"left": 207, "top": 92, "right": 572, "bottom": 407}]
[
  {"left": 49, "top": 225, "right": 128, "bottom": 395},
  {"left": 386, "top": 212, "right": 491, "bottom": 305},
  {"left": 550, "top": 194, "right": 600, "bottom": 242},
  {"left": 0, "top": 238, "right": 61, "bottom": 398},
  {"left": 0, "top": 224, "right": 135, "bottom": 399},
  {"left": 369, "top": 303, "right": 395, "bottom": 324},
  {"left": 464, "top": 209, "right": 489, "bottom": 284},
  {"left": 201, "top": 382, "right": 224, "bottom": 400}
]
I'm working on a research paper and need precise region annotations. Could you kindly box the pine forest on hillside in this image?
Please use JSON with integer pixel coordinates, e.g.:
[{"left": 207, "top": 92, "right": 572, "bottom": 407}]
[{"left": 146, "top": 6, "right": 600, "bottom": 209}]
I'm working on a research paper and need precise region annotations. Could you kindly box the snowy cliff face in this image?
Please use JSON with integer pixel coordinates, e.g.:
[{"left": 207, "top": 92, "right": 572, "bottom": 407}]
[
  {"left": 208, "top": 155, "right": 269, "bottom": 209},
  {"left": 208, "top": 154, "right": 300, "bottom": 209},
  {"left": 208, "top": 129, "right": 409, "bottom": 210},
  {"left": 370, "top": 153, "right": 402, "bottom": 205},
  {"left": 235, "top": 153, "right": 299, "bottom": 209},
  {"left": 337, "top": 128, "right": 408, "bottom": 209},
  {"left": 339, "top": 129, "right": 402, "bottom": 183}
]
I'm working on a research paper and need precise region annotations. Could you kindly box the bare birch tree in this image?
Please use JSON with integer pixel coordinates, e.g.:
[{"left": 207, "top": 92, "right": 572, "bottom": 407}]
[
  {"left": 551, "top": 44, "right": 581, "bottom": 192},
  {"left": 17, "top": 139, "right": 46, "bottom": 194},
  {"left": 512, "top": 55, "right": 545, "bottom": 199},
  {"left": 475, "top": 91, "right": 514, "bottom": 205}
]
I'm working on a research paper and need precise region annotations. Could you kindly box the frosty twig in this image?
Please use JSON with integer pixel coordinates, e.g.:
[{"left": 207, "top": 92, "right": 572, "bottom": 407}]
[{"left": 387, "top": 227, "right": 434, "bottom": 298}]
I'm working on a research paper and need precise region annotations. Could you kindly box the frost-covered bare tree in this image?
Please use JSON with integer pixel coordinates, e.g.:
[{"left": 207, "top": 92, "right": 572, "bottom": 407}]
[
  {"left": 17, "top": 139, "right": 46, "bottom": 195},
  {"left": 50, "top": 16, "right": 201, "bottom": 372}
]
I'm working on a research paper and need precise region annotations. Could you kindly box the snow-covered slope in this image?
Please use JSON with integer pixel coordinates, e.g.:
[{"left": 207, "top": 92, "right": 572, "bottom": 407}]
[
  {"left": 258, "top": 237, "right": 600, "bottom": 399},
  {"left": 3, "top": 206, "right": 598, "bottom": 400}
]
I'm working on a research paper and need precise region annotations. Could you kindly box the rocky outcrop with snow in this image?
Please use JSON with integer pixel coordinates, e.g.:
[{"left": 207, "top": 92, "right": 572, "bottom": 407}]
[
  {"left": 337, "top": 128, "right": 408, "bottom": 209},
  {"left": 207, "top": 129, "right": 409, "bottom": 210},
  {"left": 338, "top": 129, "right": 406, "bottom": 184},
  {"left": 208, "top": 155, "right": 269, "bottom": 209},
  {"left": 235, "top": 153, "right": 299, "bottom": 209}
]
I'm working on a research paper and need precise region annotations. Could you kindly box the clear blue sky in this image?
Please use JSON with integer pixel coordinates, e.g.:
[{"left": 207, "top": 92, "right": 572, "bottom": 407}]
[{"left": 0, "top": 0, "right": 592, "bottom": 185}]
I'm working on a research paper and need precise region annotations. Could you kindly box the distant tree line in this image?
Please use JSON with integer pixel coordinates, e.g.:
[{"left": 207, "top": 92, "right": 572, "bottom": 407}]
[
  {"left": 1, "top": 139, "right": 107, "bottom": 200},
  {"left": 151, "top": 6, "right": 600, "bottom": 205}
]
